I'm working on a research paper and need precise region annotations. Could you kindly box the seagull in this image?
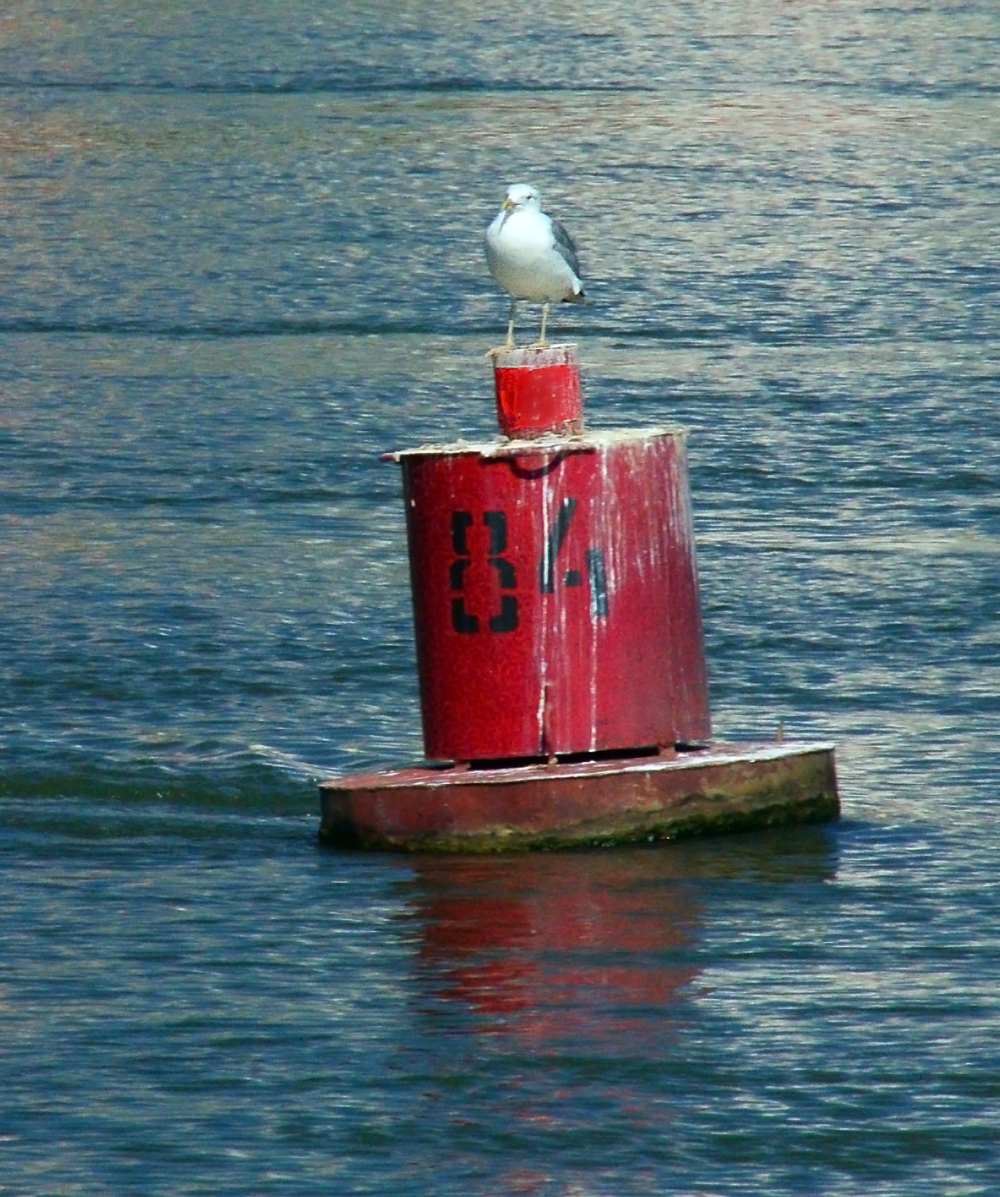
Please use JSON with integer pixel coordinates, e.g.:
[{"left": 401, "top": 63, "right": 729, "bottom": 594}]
[{"left": 485, "top": 183, "right": 585, "bottom": 348}]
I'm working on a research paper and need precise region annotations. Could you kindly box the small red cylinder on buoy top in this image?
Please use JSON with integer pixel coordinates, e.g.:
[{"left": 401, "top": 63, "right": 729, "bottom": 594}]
[
  {"left": 492, "top": 344, "right": 584, "bottom": 438},
  {"left": 390, "top": 346, "right": 711, "bottom": 762}
]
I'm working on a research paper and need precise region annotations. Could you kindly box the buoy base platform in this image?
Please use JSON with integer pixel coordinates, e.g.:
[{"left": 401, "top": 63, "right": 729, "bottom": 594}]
[{"left": 318, "top": 741, "right": 838, "bottom": 853}]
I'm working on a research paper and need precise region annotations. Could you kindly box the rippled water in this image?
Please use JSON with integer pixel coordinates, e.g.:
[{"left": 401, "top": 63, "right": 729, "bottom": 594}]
[{"left": 2, "top": 2, "right": 999, "bottom": 1194}]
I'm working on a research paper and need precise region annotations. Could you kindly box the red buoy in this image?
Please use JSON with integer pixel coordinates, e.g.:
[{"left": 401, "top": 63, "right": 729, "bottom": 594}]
[
  {"left": 320, "top": 342, "right": 839, "bottom": 851},
  {"left": 392, "top": 428, "right": 710, "bottom": 762}
]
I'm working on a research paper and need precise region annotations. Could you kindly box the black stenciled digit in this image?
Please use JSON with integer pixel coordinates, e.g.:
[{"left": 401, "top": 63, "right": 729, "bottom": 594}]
[
  {"left": 450, "top": 510, "right": 479, "bottom": 633},
  {"left": 448, "top": 509, "right": 518, "bottom": 634},
  {"left": 539, "top": 497, "right": 577, "bottom": 593},
  {"left": 485, "top": 511, "right": 518, "bottom": 631},
  {"left": 449, "top": 559, "right": 471, "bottom": 591},
  {"left": 483, "top": 510, "right": 508, "bottom": 555},
  {"left": 451, "top": 511, "right": 474, "bottom": 555},
  {"left": 488, "top": 557, "right": 516, "bottom": 589},
  {"left": 489, "top": 595, "right": 518, "bottom": 633},
  {"left": 537, "top": 497, "right": 609, "bottom": 619},
  {"left": 451, "top": 598, "right": 479, "bottom": 634}
]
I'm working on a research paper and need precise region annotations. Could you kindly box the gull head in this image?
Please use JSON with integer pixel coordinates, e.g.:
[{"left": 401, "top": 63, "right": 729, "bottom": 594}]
[{"left": 503, "top": 183, "right": 541, "bottom": 212}]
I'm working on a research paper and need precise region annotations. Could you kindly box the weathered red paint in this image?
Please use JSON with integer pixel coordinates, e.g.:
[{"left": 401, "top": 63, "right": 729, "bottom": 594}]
[
  {"left": 318, "top": 742, "right": 839, "bottom": 852},
  {"left": 492, "top": 344, "right": 583, "bottom": 438},
  {"left": 392, "top": 428, "right": 711, "bottom": 762}
]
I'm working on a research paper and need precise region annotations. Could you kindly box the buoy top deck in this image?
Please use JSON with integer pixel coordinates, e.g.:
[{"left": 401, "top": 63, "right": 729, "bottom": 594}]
[{"left": 381, "top": 425, "right": 690, "bottom": 463}]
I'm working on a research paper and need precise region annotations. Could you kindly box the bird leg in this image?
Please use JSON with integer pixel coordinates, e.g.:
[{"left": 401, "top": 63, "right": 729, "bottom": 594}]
[
  {"left": 505, "top": 299, "right": 517, "bottom": 348},
  {"left": 537, "top": 302, "right": 550, "bottom": 347}
]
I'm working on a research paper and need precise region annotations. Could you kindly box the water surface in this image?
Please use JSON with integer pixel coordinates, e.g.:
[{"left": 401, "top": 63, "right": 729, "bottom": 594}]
[{"left": 2, "top": 2, "right": 999, "bottom": 1193}]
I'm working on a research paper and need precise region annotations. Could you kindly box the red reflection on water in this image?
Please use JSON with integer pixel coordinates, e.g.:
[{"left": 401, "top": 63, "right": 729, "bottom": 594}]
[{"left": 411, "top": 850, "right": 703, "bottom": 1044}]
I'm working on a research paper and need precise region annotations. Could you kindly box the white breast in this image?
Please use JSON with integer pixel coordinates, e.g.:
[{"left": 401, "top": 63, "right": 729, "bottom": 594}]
[{"left": 486, "top": 208, "right": 581, "bottom": 303}]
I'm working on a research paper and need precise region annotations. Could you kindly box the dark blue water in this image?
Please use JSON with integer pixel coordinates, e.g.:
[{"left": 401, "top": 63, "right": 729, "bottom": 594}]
[{"left": 2, "top": 2, "right": 999, "bottom": 1193}]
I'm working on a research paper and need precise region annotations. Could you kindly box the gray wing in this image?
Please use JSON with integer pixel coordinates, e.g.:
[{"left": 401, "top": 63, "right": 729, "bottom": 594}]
[{"left": 550, "top": 216, "right": 582, "bottom": 279}]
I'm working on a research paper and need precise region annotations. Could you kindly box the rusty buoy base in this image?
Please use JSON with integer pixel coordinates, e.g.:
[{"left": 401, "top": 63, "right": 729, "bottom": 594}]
[{"left": 318, "top": 742, "right": 838, "bottom": 853}]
